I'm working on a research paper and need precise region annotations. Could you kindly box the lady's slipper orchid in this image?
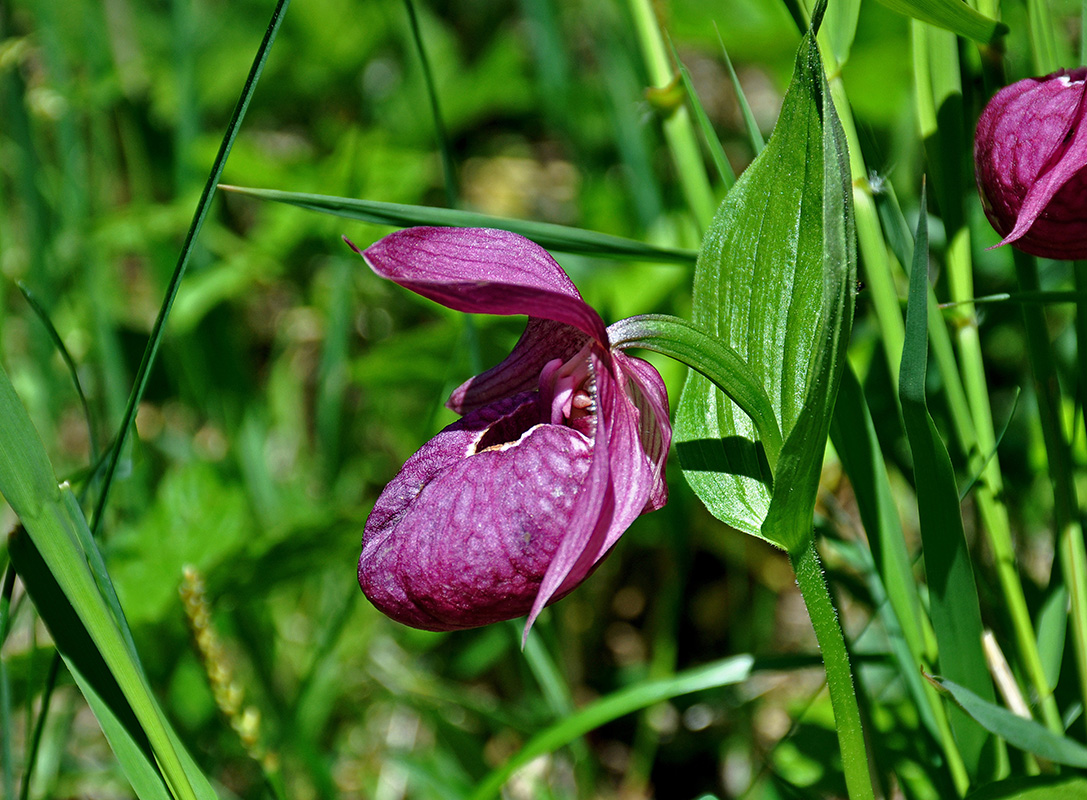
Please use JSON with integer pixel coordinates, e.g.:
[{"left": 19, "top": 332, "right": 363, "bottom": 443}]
[
  {"left": 350, "top": 227, "right": 671, "bottom": 635},
  {"left": 974, "top": 67, "right": 1087, "bottom": 259}
]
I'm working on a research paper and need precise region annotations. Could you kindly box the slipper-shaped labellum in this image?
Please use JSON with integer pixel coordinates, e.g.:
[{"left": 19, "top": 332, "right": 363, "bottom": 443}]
[
  {"left": 351, "top": 227, "right": 671, "bottom": 636},
  {"left": 974, "top": 67, "right": 1087, "bottom": 259}
]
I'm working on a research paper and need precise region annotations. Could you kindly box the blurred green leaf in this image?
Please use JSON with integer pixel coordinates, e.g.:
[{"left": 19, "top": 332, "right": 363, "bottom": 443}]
[
  {"left": 821, "top": 0, "right": 861, "bottom": 65},
  {"left": 470, "top": 654, "right": 755, "bottom": 800},
  {"left": 1036, "top": 586, "right": 1068, "bottom": 693},
  {"left": 899, "top": 192, "right": 994, "bottom": 778},
  {"left": 873, "top": 0, "right": 1007, "bottom": 43},
  {"left": 675, "top": 4, "right": 855, "bottom": 551},
  {"left": 714, "top": 25, "right": 765, "bottom": 155},
  {"left": 966, "top": 775, "right": 1087, "bottom": 799},
  {"left": 938, "top": 677, "right": 1087, "bottom": 768},
  {"left": 219, "top": 185, "right": 698, "bottom": 264}
]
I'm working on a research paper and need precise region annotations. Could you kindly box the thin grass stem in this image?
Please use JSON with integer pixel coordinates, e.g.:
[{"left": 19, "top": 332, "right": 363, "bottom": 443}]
[
  {"left": 89, "top": 0, "right": 291, "bottom": 538},
  {"left": 626, "top": 0, "right": 716, "bottom": 230},
  {"left": 19, "top": 655, "right": 61, "bottom": 800},
  {"left": 402, "top": 0, "right": 458, "bottom": 207},
  {"left": 0, "top": 566, "right": 16, "bottom": 800}
]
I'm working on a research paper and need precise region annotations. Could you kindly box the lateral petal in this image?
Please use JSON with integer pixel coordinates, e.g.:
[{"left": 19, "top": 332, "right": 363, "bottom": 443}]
[
  {"left": 524, "top": 347, "right": 660, "bottom": 639},
  {"left": 613, "top": 350, "right": 672, "bottom": 512},
  {"left": 448, "top": 319, "right": 591, "bottom": 415}
]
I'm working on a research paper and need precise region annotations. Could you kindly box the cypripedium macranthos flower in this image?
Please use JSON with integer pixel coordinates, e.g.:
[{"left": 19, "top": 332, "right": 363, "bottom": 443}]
[
  {"left": 974, "top": 67, "right": 1087, "bottom": 259},
  {"left": 350, "top": 227, "right": 671, "bottom": 634}
]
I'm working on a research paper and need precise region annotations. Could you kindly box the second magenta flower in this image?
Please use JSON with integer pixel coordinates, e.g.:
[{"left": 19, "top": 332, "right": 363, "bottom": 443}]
[{"left": 974, "top": 67, "right": 1087, "bottom": 259}]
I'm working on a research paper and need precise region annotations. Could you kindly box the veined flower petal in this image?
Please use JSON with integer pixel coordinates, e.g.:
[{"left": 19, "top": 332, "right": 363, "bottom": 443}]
[
  {"left": 359, "top": 392, "right": 593, "bottom": 631},
  {"left": 356, "top": 227, "right": 609, "bottom": 343}
]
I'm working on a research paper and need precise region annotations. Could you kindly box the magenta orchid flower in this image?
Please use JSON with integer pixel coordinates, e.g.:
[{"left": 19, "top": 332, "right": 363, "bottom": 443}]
[
  {"left": 350, "top": 227, "right": 671, "bottom": 635},
  {"left": 974, "top": 67, "right": 1087, "bottom": 259}
]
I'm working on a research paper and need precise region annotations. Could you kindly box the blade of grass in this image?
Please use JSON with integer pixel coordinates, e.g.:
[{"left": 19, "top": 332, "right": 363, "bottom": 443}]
[
  {"left": 90, "top": 0, "right": 291, "bottom": 539},
  {"left": 1012, "top": 248, "right": 1087, "bottom": 736},
  {"left": 402, "top": 0, "right": 458, "bottom": 207},
  {"left": 1036, "top": 586, "right": 1069, "bottom": 696},
  {"left": 468, "top": 654, "right": 755, "bottom": 800},
  {"left": 20, "top": 656, "right": 61, "bottom": 800},
  {"left": 831, "top": 366, "right": 968, "bottom": 791},
  {"left": 936, "top": 677, "right": 1087, "bottom": 767},
  {"left": 10, "top": 529, "right": 172, "bottom": 800},
  {"left": 0, "top": 363, "right": 212, "bottom": 800},
  {"left": 15, "top": 280, "right": 106, "bottom": 800},
  {"left": 899, "top": 187, "right": 994, "bottom": 779},
  {"left": 668, "top": 39, "right": 735, "bottom": 190},
  {"left": 873, "top": 0, "right": 1007, "bottom": 42},
  {"left": 914, "top": 19, "right": 1062, "bottom": 735},
  {"left": 218, "top": 185, "right": 698, "bottom": 264},
  {"left": 713, "top": 23, "right": 764, "bottom": 155},
  {"left": 16, "top": 282, "right": 99, "bottom": 468},
  {"left": 1026, "top": 0, "right": 1061, "bottom": 74},
  {"left": 1, "top": 568, "right": 15, "bottom": 800}
]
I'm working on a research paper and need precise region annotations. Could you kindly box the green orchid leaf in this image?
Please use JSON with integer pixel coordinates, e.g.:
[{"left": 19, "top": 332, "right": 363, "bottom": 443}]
[
  {"left": 218, "top": 184, "right": 697, "bottom": 264},
  {"left": 873, "top": 0, "right": 1007, "bottom": 43},
  {"left": 900, "top": 190, "right": 994, "bottom": 779},
  {"left": 937, "top": 677, "right": 1087, "bottom": 769},
  {"left": 675, "top": 0, "right": 855, "bottom": 551}
]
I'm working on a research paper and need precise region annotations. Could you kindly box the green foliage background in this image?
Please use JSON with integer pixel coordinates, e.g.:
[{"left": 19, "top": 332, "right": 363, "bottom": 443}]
[{"left": 2, "top": 0, "right": 1086, "bottom": 797}]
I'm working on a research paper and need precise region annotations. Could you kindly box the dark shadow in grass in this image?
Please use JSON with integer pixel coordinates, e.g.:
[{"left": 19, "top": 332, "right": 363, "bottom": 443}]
[{"left": 675, "top": 436, "right": 773, "bottom": 487}]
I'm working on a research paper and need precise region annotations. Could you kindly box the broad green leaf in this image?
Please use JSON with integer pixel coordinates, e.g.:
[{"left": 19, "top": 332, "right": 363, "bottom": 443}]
[
  {"left": 469, "top": 654, "right": 755, "bottom": 800},
  {"left": 675, "top": 0, "right": 855, "bottom": 551},
  {"left": 0, "top": 363, "right": 216, "bottom": 800},
  {"left": 218, "top": 185, "right": 697, "bottom": 264},
  {"left": 966, "top": 775, "right": 1087, "bottom": 800},
  {"left": 874, "top": 0, "right": 1007, "bottom": 43},
  {"left": 899, "top": 192, "right": 994, "bottom": 778},
  {"left": 938, "top": 677, "right": 1087, "bottom": 768}
]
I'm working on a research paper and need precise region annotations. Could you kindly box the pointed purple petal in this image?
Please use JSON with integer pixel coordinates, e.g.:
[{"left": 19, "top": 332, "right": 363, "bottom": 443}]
[
  {"left": 448, "top": 319, "right": 591, "bottom": 414},
  {"left": 523, "top": 347, "right": 661, "bottom": 641},
  {"left": 613, "top": 350, "right": 672, "bottom": 512},
  {"left": 358, "top": 227, "right": 609, "bottom": 344}
]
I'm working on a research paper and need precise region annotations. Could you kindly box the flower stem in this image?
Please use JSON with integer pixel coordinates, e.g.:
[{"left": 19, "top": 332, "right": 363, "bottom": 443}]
[
  {"left": 626, "top": 0, "right": 716, "bottom": 231},
  {"left": 790, "top": 538, "right": 876, "bottom": 800}
]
